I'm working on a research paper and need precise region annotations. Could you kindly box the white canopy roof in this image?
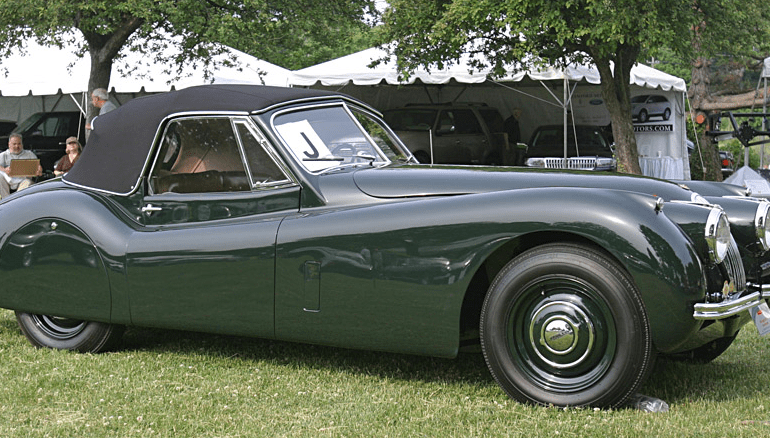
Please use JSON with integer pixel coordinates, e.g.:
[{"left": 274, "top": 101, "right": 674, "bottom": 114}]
[
  {"left": 0, "top": 36, "right": 291, "bottom": 97},
  {"left": 290, "top": 47, "right": 686, "bottom": 92}
]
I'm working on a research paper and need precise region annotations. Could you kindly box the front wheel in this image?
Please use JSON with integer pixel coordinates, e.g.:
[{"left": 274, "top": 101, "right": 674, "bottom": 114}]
[
  {"left": 480, "top": 243, "right": 653, "bottom": 408},
  {"left": 16, "top": 312, "right": 124, "bottom": 353}
]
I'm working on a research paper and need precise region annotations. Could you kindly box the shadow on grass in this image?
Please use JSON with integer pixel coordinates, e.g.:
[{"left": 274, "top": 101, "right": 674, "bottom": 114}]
[
  {"left": 0, "top": 312, "right": 19, "bottom": 332},
  {"left": 119, "top": 325, "right": 494, "bottom": 390},
  {"left": 640, "top": 334, "right": 770, "bottom": 404},
  {"left": 118, "top": 325, "right": 770, "bottom": 406}
]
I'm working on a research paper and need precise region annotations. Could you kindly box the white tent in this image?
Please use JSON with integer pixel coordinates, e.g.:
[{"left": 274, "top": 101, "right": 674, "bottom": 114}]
[
  {"left": 291, "top": 47, "right": 685, "bottom": 91},
  {"left": 1, "top": 36, "right": 291, "bottom": 123},
  {"left": 290, "top": 47, "right": 690, "bottom": 179}
]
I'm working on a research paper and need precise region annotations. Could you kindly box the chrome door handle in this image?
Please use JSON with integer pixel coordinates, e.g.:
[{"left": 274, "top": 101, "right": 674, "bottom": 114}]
[{"left": 141, "top": 204, "right": 162, "bottom": 214}]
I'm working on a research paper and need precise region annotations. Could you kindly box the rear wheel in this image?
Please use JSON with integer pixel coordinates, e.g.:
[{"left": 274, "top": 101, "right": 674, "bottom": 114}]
[
  {"left": 638, "top": 109, "right": 649, "bottom": 123},
  {"left": 480, "top": 243, "right": 654, "bottom": 408},
  {"left": 16, "top": 312, "right": 124, "bottom": 353}
]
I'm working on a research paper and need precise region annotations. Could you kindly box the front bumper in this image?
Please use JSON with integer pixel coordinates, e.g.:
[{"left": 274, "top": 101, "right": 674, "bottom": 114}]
[{"left": 693, "top": 283, "right": 770, "bottom": 320}]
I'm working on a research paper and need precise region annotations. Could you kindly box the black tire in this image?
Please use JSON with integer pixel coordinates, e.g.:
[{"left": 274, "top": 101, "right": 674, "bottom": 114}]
[
  {"left": 480, "top": 243, "right": 653, "bottom": 408},
  {"left": 16, "top": 312, "right": 124, "bottom": 353},
  {"left": 662, "top": 108, "right": 671, "bottom": 121},
  {"left": 667, "top": 334, "right": 736, "bottom": 364},
  {"left": 638, "top": 109, "right": 648, "bottom": 123}
]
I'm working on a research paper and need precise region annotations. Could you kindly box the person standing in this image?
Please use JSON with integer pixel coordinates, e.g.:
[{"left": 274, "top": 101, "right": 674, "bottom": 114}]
[
  {"left": 0, "top": 133, "right": 42, "bottom": 198},
  {"left": 85, "top": 88, "right": 118, "bottom": 131}
]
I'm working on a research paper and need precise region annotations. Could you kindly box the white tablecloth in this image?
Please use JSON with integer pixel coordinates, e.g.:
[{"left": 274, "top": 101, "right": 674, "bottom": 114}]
[{"left": 639, "top": 157, "right": 685, "bottom": 180}]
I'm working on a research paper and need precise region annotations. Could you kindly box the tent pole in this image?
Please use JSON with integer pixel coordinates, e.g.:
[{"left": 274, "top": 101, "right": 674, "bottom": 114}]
[{"left": 563, "top": 77, "right": 568, "bottom": 162}]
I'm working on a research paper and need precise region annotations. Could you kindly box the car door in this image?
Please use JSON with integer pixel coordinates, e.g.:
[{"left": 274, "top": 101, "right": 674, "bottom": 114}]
[
  {"left": 433, "top": 109, "right": 486, "bottom": 164},
  {"left": 126, "top": 116, "right": 299, "bottom": 337}
]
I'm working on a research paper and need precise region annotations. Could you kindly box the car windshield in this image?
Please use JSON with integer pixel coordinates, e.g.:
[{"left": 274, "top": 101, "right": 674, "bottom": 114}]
[
  {"left": 13, "top": 113, "right": 45, "bottom": 133},
  {"left": 528, "top": 127, "right": 612, "bottom": 157},
  {"left": 273, "top": 104, "right": 409, "bottom": 174}
]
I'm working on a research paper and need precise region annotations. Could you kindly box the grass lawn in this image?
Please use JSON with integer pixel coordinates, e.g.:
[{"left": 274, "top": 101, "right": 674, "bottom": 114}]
[{"left": 1, "top": 308, "right": 770, "bottom": 437}]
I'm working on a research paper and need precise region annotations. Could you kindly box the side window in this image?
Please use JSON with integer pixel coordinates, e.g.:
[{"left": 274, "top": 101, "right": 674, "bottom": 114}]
[
  {"left": 36, "top": 116, "right": 66, "bottom": 136},
  {"left": 150, "top": 117, "right": 250, "bottom": 194},
  {"left": 234, "top": 121, "right": 290, "bottom": 186},
  {"left": 441, "top": 109, "right": 482, "bottom": 135}
]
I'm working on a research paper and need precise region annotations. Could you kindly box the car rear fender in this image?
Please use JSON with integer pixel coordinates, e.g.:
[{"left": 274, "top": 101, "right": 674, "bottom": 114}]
[{"left": 0, "top": 188, "right": 134, "bottom": 323}]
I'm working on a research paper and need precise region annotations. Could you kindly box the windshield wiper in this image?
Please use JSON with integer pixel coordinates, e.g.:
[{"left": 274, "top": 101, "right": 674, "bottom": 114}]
[{"left": 303, "top": 155, "right": 345, "bottom": 162}]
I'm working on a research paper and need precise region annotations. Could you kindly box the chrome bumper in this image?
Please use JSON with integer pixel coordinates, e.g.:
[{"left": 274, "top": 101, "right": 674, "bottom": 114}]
[{"left": 693, "top": 283, "right": 770, "bottom": 320}]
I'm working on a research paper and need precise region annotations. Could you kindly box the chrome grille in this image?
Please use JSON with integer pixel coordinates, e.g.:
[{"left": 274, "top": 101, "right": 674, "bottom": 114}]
[
  {"left": 543, "top": 157, "right": 597, "bottom": 170},
  {"left": 722, "top": 235, "right": 746, "bottom": 292}
]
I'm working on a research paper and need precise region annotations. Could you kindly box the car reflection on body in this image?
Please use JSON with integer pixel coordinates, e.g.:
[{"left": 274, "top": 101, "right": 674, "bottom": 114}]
[{"left": 1, "top": 85, "right": 770, "bottom": 409}]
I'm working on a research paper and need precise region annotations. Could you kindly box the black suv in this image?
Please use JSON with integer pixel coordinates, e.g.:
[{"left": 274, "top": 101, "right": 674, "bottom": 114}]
[
  {"left": 0, "top": 111, "right": 86, "bottom": 171},
  {"left": 383, "top": 103, "right": 509, "bottom": 165}
]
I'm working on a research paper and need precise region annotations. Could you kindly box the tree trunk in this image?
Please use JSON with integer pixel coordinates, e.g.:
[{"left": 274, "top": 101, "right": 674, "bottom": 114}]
[
  {"left": 79, "top": 17, "right": 143, "bottom": 128},
  {"left": 593, "top": 52, "right": 641, "bottom": 175},
  {"left": 689, "top": 57, "right": 723, "bottom": 181}
]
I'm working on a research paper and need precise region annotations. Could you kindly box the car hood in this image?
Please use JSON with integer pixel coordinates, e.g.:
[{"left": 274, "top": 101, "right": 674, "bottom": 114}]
[{"left": 353, "top": 165, "right": 702, "bottom": 201}]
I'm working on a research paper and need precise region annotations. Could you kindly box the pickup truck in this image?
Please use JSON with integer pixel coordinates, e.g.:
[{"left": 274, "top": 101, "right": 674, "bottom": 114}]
[{"left": 0, "top": 111, "right": 85, "bottom": 171}]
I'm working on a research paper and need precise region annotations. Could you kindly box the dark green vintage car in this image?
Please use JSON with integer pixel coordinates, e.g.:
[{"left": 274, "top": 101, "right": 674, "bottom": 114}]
[{"left": 1, "top": 85, "right": 769, "bottom": 409}]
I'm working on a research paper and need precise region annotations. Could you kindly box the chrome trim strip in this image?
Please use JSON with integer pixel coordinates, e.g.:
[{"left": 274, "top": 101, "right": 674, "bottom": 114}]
[{"left": 693, "top": 291, "right": 764, "bottom": 320}]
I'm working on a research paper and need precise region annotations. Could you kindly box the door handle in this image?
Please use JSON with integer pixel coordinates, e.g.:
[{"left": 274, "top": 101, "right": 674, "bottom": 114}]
[{"left": 141, "top": 204, "right": 162, "bottom": 215}]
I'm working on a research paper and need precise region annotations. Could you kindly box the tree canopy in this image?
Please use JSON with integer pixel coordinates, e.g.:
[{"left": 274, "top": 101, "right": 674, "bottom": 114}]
[
  {"left": 0, "top": 0, "right": 376, "bottom": 120},
  {"left": 378, "top": 0, "right": 770, "bottom": 176}
]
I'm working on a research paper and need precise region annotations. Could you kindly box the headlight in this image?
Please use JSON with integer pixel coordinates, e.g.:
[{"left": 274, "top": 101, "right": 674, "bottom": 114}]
[
  {"left": 594, "top": 157, "right": 617, "bottom": 170},
  {"left": 706, "top": 208, "right": 731, "bottom": 263},
  {"left": 525, "top": 157, "right": 545, "bottom": 168},
  {"left": 754, "top": 201, "right": 770, "bottom": 251}
]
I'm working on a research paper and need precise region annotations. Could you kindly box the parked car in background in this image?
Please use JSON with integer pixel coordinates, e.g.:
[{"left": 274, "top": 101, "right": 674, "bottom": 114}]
[
  {"left": 1, "top": 85, "right": 770, "bottom": 410},
  {"left": 631, "top": 94, "right": 671, "bottom": 123},
  {"left": 719, "top": 150, "right": 735, "bottom": 178},
  {"left": 383, "top": 103, "right": 508, "bottom": 165},
  {"left": 0, "top": 111, "right": 86, "bottom": 171},
  {"left": 524, "top": 124, "right": 617, "bottom": 171},
  {"left": 0, "top": 119, "right": 16, "bottom": 137}
]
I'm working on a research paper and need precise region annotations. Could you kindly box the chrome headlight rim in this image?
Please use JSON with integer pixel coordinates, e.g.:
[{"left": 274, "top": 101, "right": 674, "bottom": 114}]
[
  {"left": 754, "top": 201, "right": 770, "bottom": 251},
  {"left": 706, "top": 208, "right": 731, "bottom": 263}
]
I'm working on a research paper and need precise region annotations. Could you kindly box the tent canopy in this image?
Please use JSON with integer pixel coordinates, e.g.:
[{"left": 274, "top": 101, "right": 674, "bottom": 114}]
[
  {"left": 290, "top": 47, "right": 686, "bottom": 92},
  {"left": 0, "top": 36, "right": 291, "bottom": 97},
  {"left": 290, "top": 46, "right": 689, "bottom": 180}
]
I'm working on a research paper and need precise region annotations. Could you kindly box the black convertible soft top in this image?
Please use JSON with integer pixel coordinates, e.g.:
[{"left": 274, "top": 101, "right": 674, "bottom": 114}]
[{"left": 64, "top": 84, "right": 342, "bottom": 195}]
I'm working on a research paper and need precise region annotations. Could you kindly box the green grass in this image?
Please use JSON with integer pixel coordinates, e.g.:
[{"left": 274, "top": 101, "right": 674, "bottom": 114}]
[{"left": 2, "top": 308, "right": 770, "bottom": 437}]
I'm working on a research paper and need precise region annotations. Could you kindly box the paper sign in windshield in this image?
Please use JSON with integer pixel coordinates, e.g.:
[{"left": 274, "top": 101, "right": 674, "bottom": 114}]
[{"left": 275, "top": 120, "right": 334, "bottom": 172}]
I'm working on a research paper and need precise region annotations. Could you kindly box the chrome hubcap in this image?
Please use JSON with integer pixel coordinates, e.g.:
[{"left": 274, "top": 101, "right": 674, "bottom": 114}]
[{"left": 529, "top": 300, "right": 596, "bottom": 369}]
